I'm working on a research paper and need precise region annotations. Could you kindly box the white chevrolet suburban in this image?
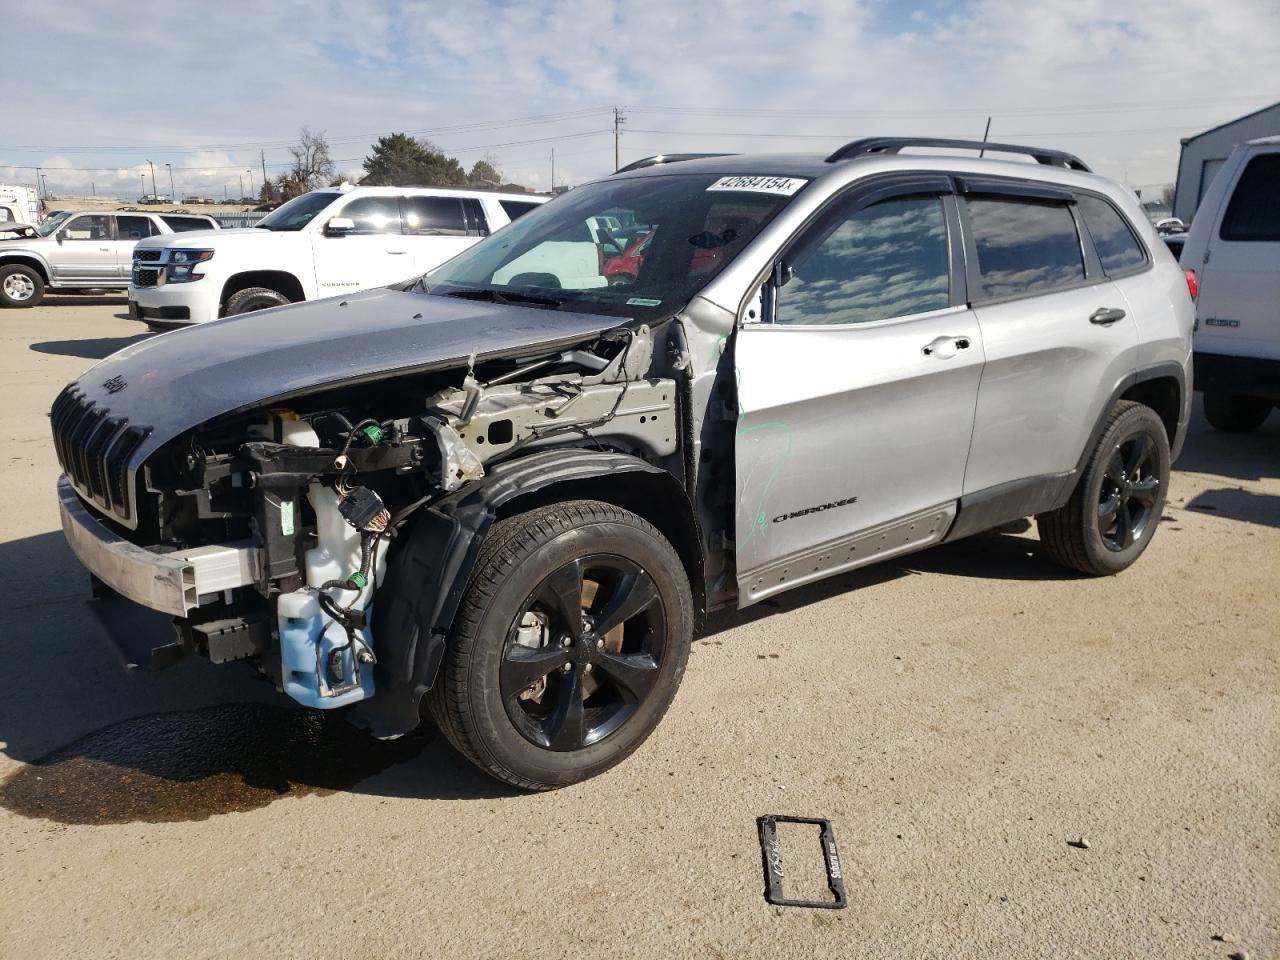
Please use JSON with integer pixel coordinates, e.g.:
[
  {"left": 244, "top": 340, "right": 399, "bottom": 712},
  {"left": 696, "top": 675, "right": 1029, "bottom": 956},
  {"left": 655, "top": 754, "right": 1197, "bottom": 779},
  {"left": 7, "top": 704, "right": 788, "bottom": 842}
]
[
  {"left": 127, "top": 185, "right": 548, "bottom": 327},
  {"left": 1179, "top": 135, "right": 1280, "bottom": 431}
]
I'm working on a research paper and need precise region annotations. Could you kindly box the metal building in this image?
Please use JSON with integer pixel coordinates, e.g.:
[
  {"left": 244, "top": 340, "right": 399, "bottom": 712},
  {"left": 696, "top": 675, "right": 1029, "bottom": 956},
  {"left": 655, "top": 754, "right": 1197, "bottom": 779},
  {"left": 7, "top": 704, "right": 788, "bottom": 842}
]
[{"left": 1174, "top": 101, "right": 1280, "bottom": 223}]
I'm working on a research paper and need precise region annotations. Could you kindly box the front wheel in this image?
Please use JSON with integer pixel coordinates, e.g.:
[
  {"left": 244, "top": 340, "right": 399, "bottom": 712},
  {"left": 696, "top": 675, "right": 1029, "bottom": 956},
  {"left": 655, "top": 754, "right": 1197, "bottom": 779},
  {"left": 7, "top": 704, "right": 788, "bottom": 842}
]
[
  {"left": 1037, "top": 401, "right": 1171, "bottom": 576},
  {"left": 0, "top": 264, "right": 45, "bottom": 308},
  {"left": 1203, "top": 392, "right": 1272, "bottom": 433},
  {"left": 428, "top": 500, "right": 693, "bottom": 790},
  {"left": 224, "top": 286, "right": 290, "bottom": 316}
]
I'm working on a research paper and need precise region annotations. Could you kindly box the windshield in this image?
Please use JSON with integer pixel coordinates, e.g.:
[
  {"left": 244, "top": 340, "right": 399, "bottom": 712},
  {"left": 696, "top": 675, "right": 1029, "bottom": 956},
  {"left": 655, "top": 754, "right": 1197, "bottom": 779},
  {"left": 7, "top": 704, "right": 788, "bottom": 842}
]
[
  {"left": 37, "top": 210, "right": 74, "bottom": 237},
  {"left": 423, "top": 173, "right": 801, "bottom": 321},
  {"left": 254, "top": 191, "right": 342, "bottom": 231}
]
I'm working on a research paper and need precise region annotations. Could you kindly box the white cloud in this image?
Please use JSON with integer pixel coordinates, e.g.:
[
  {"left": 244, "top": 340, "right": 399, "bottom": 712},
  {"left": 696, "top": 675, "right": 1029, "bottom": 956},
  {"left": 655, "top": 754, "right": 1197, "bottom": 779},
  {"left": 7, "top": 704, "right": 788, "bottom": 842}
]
[{"left": 2, "top": 0, "right": 1277, "bottom": 198}]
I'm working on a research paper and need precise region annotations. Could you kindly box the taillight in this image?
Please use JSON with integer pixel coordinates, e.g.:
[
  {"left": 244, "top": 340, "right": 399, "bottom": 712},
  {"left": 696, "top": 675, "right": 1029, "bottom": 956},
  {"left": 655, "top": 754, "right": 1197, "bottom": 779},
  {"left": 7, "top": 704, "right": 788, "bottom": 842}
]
[{"left": 1185, "top": 269, "right": 1198, "bottom": 300}]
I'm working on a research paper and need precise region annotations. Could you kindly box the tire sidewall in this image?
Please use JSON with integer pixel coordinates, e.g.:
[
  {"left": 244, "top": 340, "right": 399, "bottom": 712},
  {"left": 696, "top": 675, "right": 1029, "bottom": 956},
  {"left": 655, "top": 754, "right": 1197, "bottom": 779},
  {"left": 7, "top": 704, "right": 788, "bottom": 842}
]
[
  {"left": 1078, "top": 408, "right": 1171, "bottom": 573},
  {"left": 0, "top": 265, "right": 44, "bottom": 308},
  {"left": 459, "top": 516, "right": 691, "bottom": 786},
  {"left": 226, "top": 288, "right": 288, "bottom": 315}
]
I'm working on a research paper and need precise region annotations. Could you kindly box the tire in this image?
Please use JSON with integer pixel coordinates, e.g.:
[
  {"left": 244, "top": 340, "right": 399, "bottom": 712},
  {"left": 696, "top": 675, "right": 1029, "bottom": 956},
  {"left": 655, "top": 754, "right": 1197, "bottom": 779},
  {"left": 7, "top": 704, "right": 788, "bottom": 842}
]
[
  {"left": 1203, "top": 392, "right": 1272, "bottom": 433},
  {"left": 0, "top": 264, "right": 45, "bottom": 308},
  {"left": 1036, "top": 401, "right": 1171, "bottom": 576},
  {"left": 224, "top": 286, "right": 290, "bottom": 316},
  {"left": 427, "top": 500, "right": 693, "bottom": 790}
]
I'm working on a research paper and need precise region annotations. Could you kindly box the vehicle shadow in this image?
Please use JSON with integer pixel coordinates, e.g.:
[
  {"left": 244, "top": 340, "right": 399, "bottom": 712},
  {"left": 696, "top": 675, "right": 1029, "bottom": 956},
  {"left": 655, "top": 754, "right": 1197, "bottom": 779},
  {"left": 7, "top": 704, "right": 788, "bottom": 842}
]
[
  {"left": 30, "top": 333, "right": 152, "bottom": 360},
  {"left": 0, "top": 530, "right": 510, "bottom": 825},
  {"left": 1174, "top": 396, "right": 1279, "bottom": 483},
  {"left": 40, "top": 294, "right": 128, "bottom": 307},
  {"left": 1184, "top": 488, "right": 1280, "bottom": 528}
]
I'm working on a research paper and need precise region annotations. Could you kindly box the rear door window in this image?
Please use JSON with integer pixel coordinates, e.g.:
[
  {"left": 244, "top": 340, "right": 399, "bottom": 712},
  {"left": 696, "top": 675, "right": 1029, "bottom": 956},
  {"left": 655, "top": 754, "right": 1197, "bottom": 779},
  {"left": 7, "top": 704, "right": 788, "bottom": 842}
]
[
  {"left": 499, "top": 199, "right": 541, "bottom": 221},
  {"left": 402, "top": 196, "right": 467, "bottom": 237},
  {"left": 116, "top": 215, "right": 156, "bottom": 240},
  {"left": 966, "top": 198, "right": 1085, "bottom": 298},
  {"left": 161, "top": 215, "right": 215, "bottom": 232},
  {"left": 1220, "top": 154, "right": 1280, "bottom": 242},
  {"left": 1075, "top": 195, "right": 1146, "bottom": 274}
]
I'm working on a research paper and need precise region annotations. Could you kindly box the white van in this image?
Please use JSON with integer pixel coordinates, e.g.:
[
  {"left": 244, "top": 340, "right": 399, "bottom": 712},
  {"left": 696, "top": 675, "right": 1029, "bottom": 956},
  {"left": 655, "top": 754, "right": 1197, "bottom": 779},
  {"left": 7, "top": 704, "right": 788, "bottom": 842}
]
[
  {"left": 1179, "top": 135, "right": 1280, "bottom": 431},
  {"left": 0, "top": 184, "right": 40, "bottom": 227}
]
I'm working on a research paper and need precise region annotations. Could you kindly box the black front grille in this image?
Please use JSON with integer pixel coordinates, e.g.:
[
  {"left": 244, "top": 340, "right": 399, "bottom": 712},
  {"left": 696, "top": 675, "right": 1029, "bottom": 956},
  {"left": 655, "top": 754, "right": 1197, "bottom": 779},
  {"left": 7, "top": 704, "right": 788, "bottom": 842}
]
[
  {"left": 51, "top": 385, "right": 151, "bottom": 523},
  {"left": 135, "top": 249, "right": 163, "bottom": 262},
  {"left": 133, "top": 267, "right": 160, "bottom": 287}
]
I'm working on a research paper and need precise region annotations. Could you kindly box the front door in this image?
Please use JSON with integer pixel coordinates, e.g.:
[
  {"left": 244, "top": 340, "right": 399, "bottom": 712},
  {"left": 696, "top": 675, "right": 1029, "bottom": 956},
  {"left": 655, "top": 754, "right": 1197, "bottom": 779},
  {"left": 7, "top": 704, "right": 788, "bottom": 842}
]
[
  {"left": 112, "top": 215, "right": 158, "bottom": 280},
  {"left": 734, "top": 181, "right": 984, "bottom": 604},
  {"left": 401, "top": 195, "right": 480, "bottom": 276},
  {"left": 311, "top": 195, "right": 412, "bottom": 297},
  {"left": 52, "top": 214, "right": 118, "bottom": 281}
]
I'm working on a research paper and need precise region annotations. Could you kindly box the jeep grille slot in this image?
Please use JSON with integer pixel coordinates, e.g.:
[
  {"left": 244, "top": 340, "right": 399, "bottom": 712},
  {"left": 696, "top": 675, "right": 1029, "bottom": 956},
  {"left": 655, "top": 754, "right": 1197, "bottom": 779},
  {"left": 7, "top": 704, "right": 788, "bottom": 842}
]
[{"left": 50, "top": 385, "right": 151, "bottom": 523}]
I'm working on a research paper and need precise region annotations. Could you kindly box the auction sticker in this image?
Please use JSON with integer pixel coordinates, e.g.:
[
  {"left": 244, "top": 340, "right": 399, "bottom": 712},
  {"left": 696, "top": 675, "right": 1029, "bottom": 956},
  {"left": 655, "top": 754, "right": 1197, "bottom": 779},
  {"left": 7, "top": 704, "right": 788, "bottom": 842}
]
[{"left": 707, "top": 175, "right": 807, "bottom": 196}]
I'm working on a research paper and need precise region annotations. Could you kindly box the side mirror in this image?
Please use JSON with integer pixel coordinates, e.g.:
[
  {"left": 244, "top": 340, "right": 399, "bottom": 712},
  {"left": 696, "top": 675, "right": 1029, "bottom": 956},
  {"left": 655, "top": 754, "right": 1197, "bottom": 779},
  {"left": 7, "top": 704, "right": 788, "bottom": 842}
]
[
  {"left": 55, "top": 231, "right": 64, "bottom": 244},
  {"left": 325, "top": 217, "right": 355, "bottom": 236}
]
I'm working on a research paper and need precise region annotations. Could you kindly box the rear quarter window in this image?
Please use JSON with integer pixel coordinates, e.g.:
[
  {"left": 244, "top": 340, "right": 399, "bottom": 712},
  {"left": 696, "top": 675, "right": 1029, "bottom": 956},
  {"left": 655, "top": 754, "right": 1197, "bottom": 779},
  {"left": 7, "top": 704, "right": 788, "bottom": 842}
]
[
  {"left": 161, "top": 215, "right": 215, "bottom": 232},
  {"left": 1075, "top": 195, "right": 1147, "bottom": 274},
  {"left": 966, "top": 198, "right": 1085, "bottom": 299},
  {"left": 1220, "top": 153, "right": 1280, "bottom": 242},
  {"left": 499, "top": 199, "right": 542, "bottom": 221}
]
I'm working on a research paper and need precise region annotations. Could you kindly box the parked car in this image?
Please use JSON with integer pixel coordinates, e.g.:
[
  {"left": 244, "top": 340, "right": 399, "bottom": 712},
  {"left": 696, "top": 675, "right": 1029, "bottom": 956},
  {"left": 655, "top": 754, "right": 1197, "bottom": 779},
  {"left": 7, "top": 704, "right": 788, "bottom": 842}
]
[
  {"left": 52, "top": 138, "right": 1192, "bottom": 790},
  {"left": 126, "top": 185, "right": 549, "bottom": 328},
  {"left": 1179, "top": 135, "right": 1280, "bottom": 432},
  {"left": 0, "top": 210, "right": 219, "bottom": 307}
]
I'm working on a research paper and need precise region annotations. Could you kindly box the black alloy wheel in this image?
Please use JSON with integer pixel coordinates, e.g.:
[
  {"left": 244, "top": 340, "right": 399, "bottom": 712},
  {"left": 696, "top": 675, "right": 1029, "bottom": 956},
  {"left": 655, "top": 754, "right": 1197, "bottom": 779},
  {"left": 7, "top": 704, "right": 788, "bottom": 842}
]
[
  {"left": 1097, "top": 434, "right": 1161, "bottom": 552},
  {"left": 501, "top": 556, "right": 666, "bottom": 752}
]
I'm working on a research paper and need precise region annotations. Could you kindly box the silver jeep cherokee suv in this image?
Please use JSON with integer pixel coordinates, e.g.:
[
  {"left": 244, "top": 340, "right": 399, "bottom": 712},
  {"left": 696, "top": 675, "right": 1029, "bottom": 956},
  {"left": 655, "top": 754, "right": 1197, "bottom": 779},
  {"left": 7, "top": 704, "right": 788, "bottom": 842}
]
[{"left": 53, "top": 138, "right": 1193, "bottom": 790}]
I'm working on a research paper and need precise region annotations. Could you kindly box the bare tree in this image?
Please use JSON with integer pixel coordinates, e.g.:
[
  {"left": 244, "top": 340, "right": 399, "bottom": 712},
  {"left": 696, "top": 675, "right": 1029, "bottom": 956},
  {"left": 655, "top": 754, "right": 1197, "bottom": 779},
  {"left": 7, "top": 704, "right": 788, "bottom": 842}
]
[
  {"left": 287, "top": 127, "right": 336, "bottom": 193},
  {"left": 1160, "top": 183, "right": 1176, "bottom": 207}
]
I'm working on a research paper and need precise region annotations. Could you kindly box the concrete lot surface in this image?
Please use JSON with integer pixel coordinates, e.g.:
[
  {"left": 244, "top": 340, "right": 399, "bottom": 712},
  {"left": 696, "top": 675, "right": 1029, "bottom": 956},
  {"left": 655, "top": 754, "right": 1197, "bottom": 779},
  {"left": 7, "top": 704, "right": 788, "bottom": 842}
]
[{"left": 0, "top": 297, "right": 1276, "bottom": 960}]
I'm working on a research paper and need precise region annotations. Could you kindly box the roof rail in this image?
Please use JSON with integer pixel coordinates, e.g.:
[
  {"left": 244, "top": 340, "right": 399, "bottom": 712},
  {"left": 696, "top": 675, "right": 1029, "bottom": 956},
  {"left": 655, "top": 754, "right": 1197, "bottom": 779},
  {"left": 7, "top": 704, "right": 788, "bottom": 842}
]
[
  {"left": 614, "top": 153, "right": 736, "bottom": 174},
  {"left": 825, "top": 137, "right": 1091, "bottom": 172}
]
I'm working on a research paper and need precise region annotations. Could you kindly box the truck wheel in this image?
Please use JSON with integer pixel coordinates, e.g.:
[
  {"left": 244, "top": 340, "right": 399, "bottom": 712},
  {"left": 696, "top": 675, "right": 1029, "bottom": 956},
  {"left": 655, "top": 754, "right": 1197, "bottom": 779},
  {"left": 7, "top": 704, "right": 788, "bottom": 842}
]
[
  {"left": 0, "top": 264, "right": 45, "bottom": 308},
  {"left": 428, "top": 500, "right": 693, "bottom": 790},
  {"left": 1036, "top": 401, "right": 1170, "bottom": 576},
  {"left": 1202, "top": 392, "right": 1272, "bottom": 432},
  {"left": 224, "top": 286, "right": 290, "bottom": 316}
]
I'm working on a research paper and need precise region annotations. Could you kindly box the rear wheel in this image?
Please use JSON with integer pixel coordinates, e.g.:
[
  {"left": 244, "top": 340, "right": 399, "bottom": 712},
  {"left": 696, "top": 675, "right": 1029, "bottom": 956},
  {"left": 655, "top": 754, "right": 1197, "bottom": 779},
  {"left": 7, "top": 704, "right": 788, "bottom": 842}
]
[
  {"left": 1037, "top": 401, "right": 1170, "bottom": 576},
  {"left": 1203, "top": 392, "right": 1272, "bottom": 432},
  {"left": 224, "top": 286, "right": 290, "bottom": 316},
  {"left": 0, "top": 264, "right": 45, "bottom": 308},
  {"left": 428, "top": 500, "right": 692, "bottom": 790}
]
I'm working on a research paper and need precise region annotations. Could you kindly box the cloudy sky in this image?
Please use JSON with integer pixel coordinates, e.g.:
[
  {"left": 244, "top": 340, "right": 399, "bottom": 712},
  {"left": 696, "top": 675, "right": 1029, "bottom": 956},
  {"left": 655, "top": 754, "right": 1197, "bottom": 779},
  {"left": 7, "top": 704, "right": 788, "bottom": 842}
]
[{"left": 4, "top": 0, "right": 1277, "bottom": 200}]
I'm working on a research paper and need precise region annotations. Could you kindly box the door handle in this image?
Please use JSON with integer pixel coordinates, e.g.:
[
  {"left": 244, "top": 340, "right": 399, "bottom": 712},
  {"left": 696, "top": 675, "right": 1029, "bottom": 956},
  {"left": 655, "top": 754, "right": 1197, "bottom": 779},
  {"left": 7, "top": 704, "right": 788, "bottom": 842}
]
[
  {"left": 386, "top": 249, "right": 409, "bottom": 255},
  {"left": 921, "top": 335, "right": 972, "bottom": 358},
  {"left": 1090, "top": 307, "right": 1126, "bottom": 325}
]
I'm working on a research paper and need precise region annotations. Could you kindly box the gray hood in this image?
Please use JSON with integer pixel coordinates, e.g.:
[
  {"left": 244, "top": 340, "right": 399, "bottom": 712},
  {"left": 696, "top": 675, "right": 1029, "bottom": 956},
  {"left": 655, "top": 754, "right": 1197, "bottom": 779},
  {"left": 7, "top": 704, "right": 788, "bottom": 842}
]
[{"left": 62, "top": 286, "right": 620, "bottom": 469}]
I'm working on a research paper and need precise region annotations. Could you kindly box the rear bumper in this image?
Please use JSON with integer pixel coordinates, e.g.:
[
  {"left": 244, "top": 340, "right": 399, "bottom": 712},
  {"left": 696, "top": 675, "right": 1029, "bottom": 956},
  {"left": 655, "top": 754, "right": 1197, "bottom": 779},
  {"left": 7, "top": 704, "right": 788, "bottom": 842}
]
[
  {"left": 128, "top": 282, "right": 217, "bottom": 326},
  {"left": 1193, "top": 352, "right": 1280, "bottom": 402},
  {"left": 58, "top": 475, "right": 261, "bottom": 617}
]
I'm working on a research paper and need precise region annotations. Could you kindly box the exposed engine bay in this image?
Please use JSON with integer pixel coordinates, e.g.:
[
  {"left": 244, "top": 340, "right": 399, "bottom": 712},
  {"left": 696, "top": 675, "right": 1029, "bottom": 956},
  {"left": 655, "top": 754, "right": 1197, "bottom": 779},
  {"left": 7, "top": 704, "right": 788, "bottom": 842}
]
[{"left": 132, "top": 322, "right": 682, "bottom": 720}]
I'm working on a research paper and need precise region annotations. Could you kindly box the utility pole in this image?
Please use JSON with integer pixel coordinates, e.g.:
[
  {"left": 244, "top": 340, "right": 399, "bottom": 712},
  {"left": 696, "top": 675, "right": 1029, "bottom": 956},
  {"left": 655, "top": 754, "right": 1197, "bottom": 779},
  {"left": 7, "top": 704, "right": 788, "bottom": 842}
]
[
  {"left": 613, "top": 107, "right": 626, "bottom": 172},
  {"left": 141, "top": 174, "right": 146, "bottom": 199},
  {"left": 260, "top": 150, "right": 268, "bottom": 199},
  {"left": 247, "top": 168, "right": 255, "bottom": 200},
  {"left": 91, "top": 182, "right": 95, "bottom": 198},
  {"left": 40, "top": 174, "right": 49, "bottom": 198},
  {"left": 147, "top": 159, "right": 156, "bottom": 198},
  {"left": 165, "top": 162, "right": 175, "bottom": 201},
  {"left": 35, "top": 166, "right": 42, "bottom": 200},
  {"left": 239, "top": 173, "right": 245, "bottom": 199}
]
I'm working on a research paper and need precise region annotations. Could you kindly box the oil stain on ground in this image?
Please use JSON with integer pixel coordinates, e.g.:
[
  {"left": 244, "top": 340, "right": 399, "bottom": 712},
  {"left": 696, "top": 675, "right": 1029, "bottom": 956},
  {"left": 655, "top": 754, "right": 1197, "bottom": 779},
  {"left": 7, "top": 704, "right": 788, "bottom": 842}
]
[{"left": 0, "top": 702, "right": 431, "bottom": 825}]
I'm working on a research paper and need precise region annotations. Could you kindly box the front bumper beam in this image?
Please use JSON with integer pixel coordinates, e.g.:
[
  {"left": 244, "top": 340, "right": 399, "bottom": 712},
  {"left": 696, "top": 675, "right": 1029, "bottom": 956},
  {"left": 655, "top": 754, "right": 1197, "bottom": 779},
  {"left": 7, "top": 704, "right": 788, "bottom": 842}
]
[{"left": 58, "top": 475, "right": 261, "bottom": 617}]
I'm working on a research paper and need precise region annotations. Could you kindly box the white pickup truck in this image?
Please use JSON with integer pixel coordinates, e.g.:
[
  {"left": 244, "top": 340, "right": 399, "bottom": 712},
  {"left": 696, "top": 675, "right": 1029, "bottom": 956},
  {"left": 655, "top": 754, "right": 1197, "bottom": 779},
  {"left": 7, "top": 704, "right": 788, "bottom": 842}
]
[{"left": 127, "top": 185, "right": 547, "bottom": 327}]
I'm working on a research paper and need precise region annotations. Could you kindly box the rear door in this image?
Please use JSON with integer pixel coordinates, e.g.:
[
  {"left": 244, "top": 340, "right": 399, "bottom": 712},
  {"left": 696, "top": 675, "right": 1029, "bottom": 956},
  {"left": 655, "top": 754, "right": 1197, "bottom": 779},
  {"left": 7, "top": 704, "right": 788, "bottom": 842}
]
[
  {"left": 959, "top": 182, "right": 1140, "bottom": 494},
  {"left": 402, "top": 195, "right": 479, "bottom": 275},
  {"left": 1194, "top": 149, "right": 1280, "bottom": 363},
  {"left": 112, "top": 215, "right": 159, "bottom": 279},
  {"left": 734, "top": 177, "right": 983, "bottom": 603}
]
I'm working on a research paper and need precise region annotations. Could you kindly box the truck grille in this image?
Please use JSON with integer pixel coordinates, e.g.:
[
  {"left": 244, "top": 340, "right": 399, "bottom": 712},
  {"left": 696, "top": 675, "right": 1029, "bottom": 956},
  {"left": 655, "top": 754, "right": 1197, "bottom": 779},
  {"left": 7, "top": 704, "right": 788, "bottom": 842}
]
[
  {"left": 133, "top": 267, "right": 160, "bottom": 287},
  {"left": 50, "top": 385, "right": 151, "bottom": 524},
  {"left": 135, "top": 249, "right": 163, "bottom": 262}
]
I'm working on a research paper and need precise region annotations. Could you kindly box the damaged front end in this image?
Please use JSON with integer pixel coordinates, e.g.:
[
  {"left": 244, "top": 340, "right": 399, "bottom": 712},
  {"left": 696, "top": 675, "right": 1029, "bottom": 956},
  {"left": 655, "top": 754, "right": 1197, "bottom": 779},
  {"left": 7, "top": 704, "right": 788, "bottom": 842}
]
[{"left": 56, "top": 319, "right": 686, "bottom": 735}]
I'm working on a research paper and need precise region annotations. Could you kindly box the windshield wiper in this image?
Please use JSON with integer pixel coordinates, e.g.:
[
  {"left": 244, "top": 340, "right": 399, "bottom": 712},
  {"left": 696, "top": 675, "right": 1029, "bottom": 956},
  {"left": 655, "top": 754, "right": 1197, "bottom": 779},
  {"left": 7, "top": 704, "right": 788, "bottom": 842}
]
[{"left": 442, "top": 288, "right": 565, "bottom": 308}]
